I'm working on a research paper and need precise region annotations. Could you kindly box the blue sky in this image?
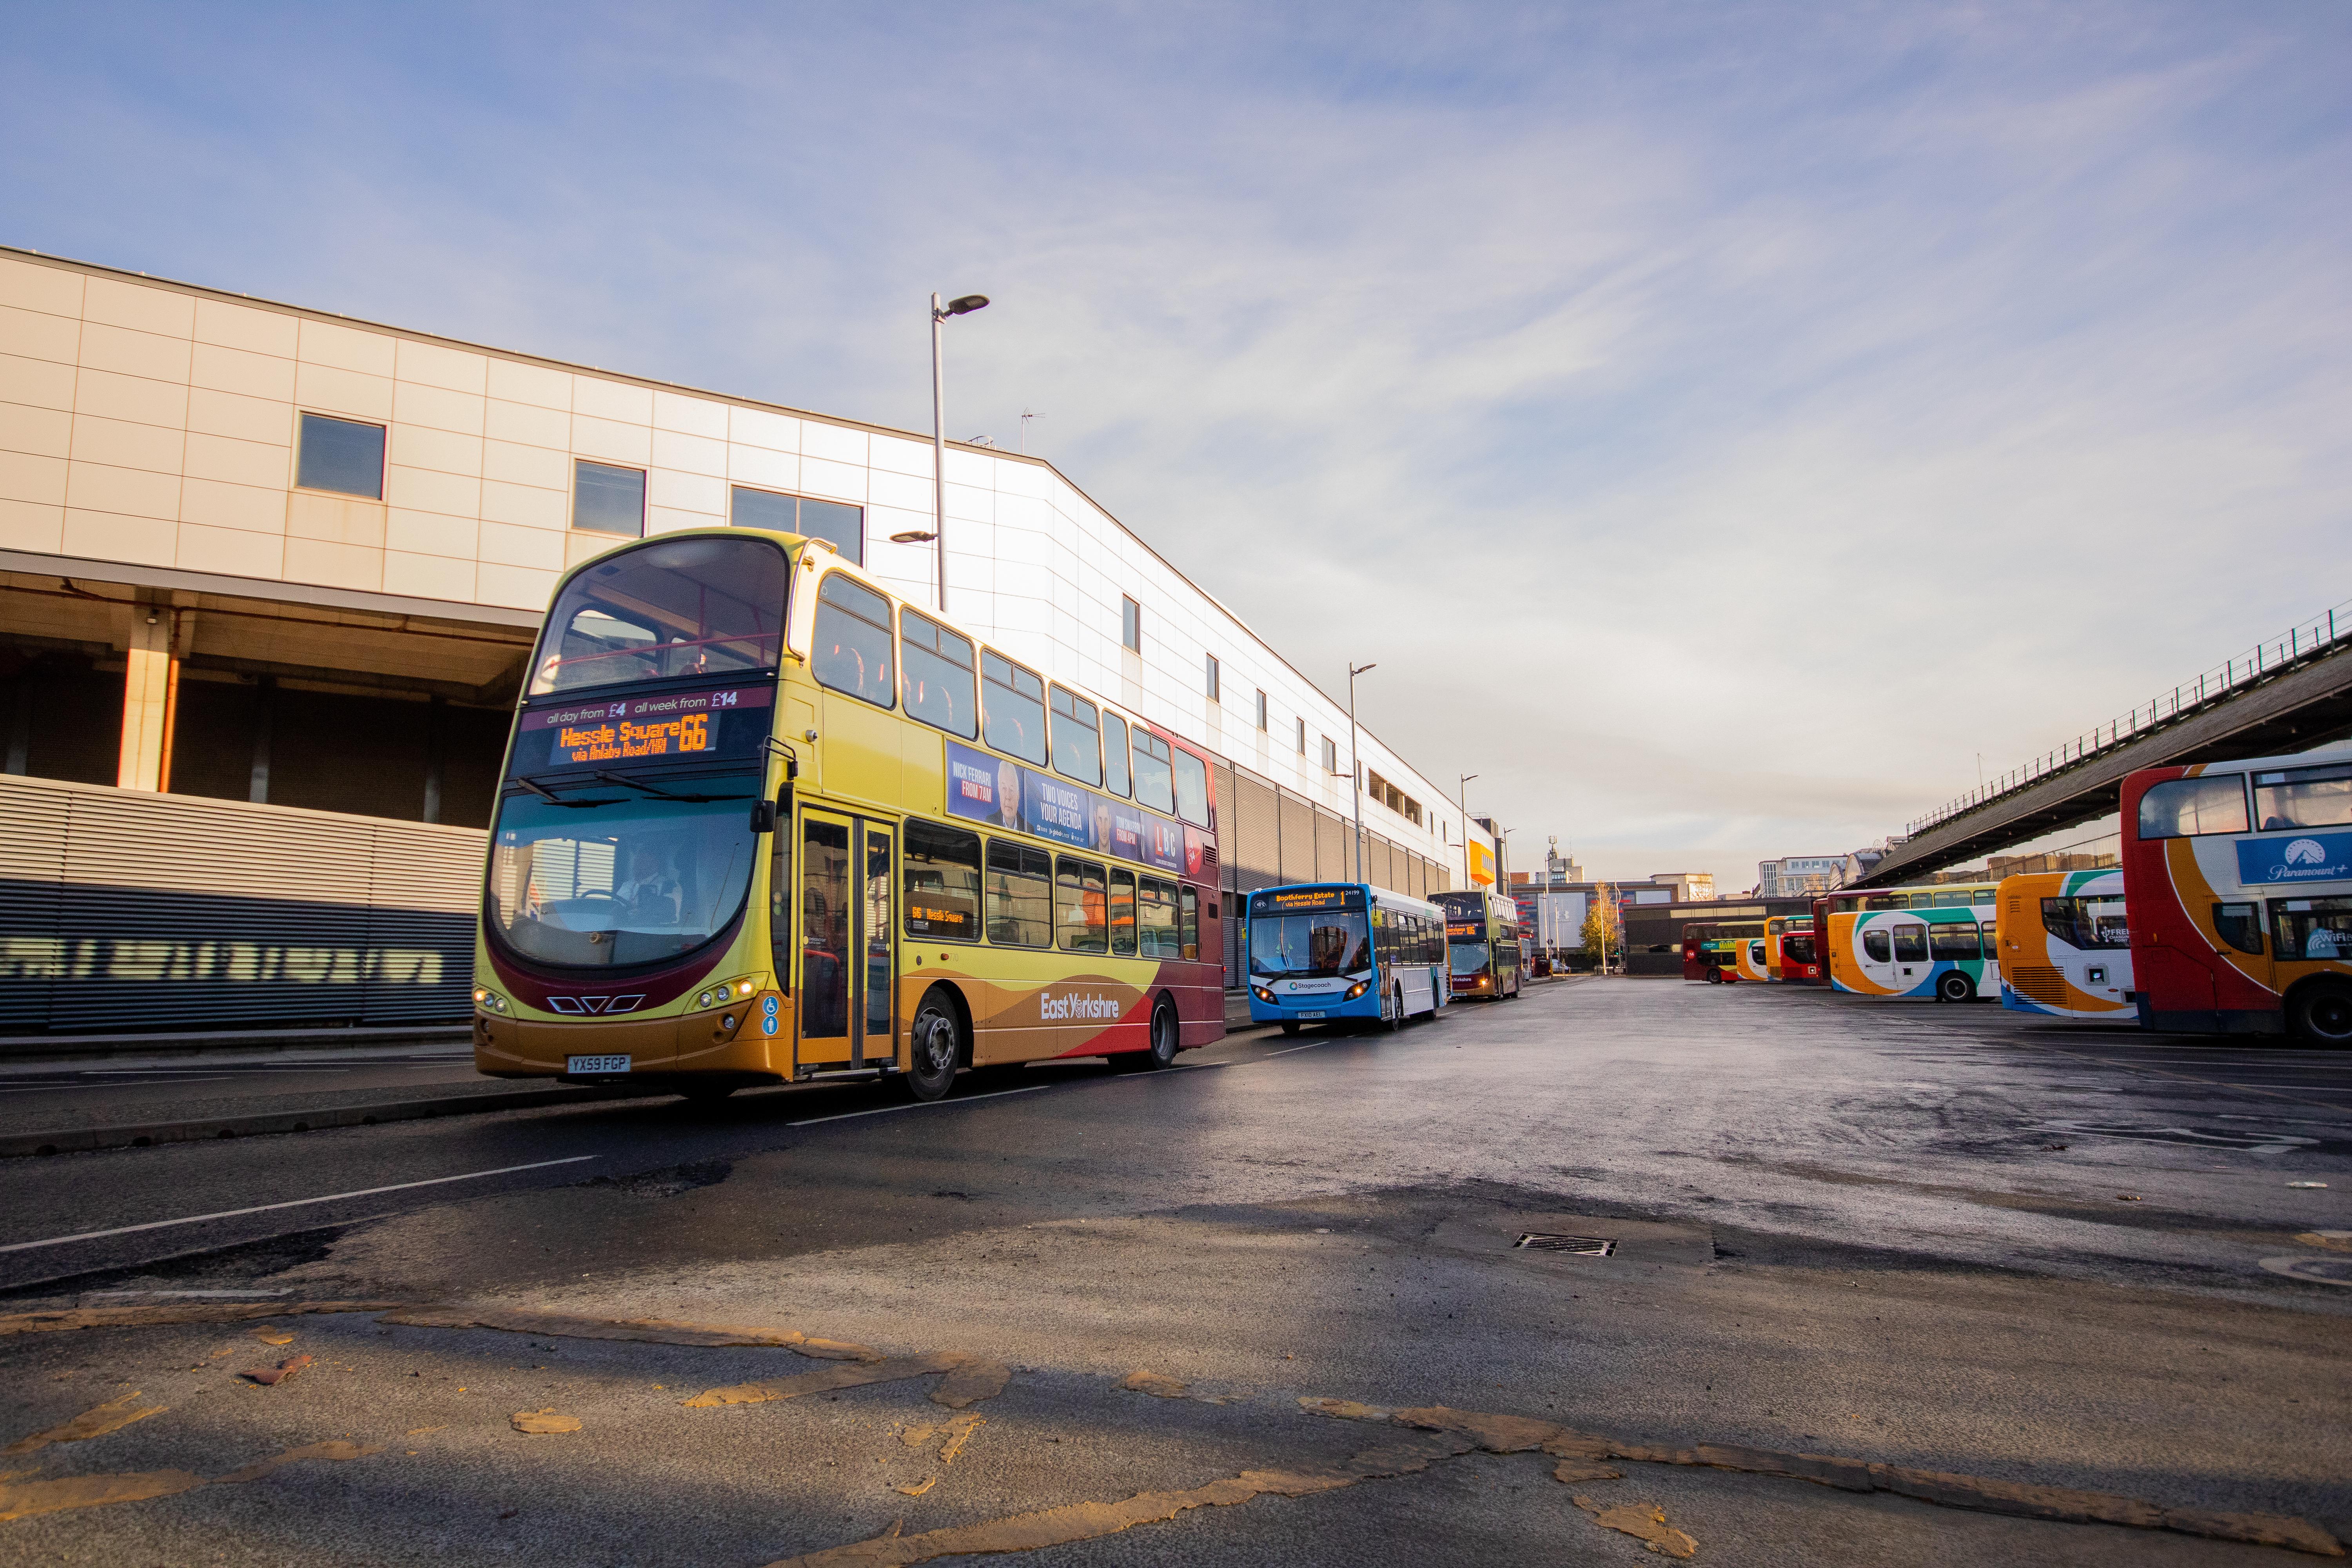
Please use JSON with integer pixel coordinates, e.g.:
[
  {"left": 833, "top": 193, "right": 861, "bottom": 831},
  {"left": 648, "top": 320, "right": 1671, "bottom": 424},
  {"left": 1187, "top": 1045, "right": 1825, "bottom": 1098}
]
[{"left": 6, "top": 3, "right": 2348, "bottom": 884}]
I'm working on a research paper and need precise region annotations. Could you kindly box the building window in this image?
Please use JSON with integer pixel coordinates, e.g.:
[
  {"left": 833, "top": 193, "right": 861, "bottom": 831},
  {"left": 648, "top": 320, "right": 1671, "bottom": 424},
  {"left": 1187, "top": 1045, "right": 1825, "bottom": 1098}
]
[
  {"left": 1205, "top": 654, "right": 1220, "bottom": 702},
  {"left": 731, "top": 486, "right": 864, "bottom": 565},
  {"left": 296, "top": 413, "right": 385, "bottom": 500},
  {"left": 1319, "top": 735, "right": 1337, "bottom": 774},
  {"left": 1368, "top": 770, "right": 1422, "bottom": 826},
  {"left": 1121, "top": 596, "right": 1141, "bottom": 654},
  {"left": 1255, "top": 690, "right": 1267, "bottom": 731},
  {"left": 1296, "top": 717, "right": 1307, "bottom": 755},
  {"left": 575, "top": 460, "right": 646, "bottom": 536}
]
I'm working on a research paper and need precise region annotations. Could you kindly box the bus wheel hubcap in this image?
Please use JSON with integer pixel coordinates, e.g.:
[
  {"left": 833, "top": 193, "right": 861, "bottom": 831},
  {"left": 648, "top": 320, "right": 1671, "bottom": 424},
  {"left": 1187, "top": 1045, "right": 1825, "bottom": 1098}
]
[{"left": 919, "top": 1013, "right": 955, "bottom": 1072}]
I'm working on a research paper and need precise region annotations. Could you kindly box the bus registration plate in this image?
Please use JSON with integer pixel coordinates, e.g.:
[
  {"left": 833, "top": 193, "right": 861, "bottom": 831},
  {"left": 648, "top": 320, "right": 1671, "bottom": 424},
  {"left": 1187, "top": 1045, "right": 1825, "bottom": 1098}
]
[
  {"left": 1296, "top": 1011, "right": 1326, "bottom": 1020},
  {"left": 567, "top": 1055, "right": 630, "bottom": 1074}
]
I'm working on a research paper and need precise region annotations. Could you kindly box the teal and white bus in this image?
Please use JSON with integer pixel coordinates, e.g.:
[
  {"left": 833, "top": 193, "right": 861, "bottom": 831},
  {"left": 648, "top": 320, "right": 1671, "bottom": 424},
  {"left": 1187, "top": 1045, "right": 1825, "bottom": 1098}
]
[{"left": 1244, "top": 882, "right": 1450, "bottom": 1034}]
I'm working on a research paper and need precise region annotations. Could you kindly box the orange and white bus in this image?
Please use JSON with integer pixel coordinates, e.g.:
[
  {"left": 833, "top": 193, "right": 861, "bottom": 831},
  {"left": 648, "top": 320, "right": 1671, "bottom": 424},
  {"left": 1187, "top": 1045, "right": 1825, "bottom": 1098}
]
[
  {"left": 471, "top": 528, "right": 1225, "bottom": 1102},
  {"left": 1994, "top": 869, "right": 2134, "bottom": 1019},
  {"left": 2121, "top": 746, "right": 2352, "bottom": 1042}
]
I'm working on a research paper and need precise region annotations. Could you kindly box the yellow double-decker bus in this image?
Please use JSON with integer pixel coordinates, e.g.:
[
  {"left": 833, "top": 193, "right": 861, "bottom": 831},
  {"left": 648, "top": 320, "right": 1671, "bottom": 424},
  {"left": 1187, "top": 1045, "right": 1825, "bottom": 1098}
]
[{"left": 471, "top": 529, "right": 1225, "bottom": 1102}]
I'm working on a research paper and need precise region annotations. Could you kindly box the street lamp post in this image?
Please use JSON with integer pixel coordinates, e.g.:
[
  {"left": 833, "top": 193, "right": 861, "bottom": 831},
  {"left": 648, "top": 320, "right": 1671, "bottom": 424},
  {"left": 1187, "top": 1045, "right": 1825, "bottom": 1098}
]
[
  {"left": 1347, "top": 661, "right": 1376, "bottom": 882},
  {"left": 1456, "top": 772, "right": 1476, "bottom": 890},
  {"left": 928, "top": 291, "right": 989, "bottom": 613}
]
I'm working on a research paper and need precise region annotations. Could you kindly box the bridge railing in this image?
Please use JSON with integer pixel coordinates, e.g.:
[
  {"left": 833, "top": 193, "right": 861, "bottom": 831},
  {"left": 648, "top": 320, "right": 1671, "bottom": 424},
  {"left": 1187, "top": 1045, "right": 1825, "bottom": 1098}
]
[{"left": 1906, "top": 595, "right": 2352, "bottom": 838}]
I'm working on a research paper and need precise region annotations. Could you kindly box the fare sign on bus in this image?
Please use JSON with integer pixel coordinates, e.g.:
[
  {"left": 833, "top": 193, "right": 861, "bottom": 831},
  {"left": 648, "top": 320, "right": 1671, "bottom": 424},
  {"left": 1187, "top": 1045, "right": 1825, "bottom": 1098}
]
[{"left": 515, "top": 683, "right": 774, "bottom": 768}]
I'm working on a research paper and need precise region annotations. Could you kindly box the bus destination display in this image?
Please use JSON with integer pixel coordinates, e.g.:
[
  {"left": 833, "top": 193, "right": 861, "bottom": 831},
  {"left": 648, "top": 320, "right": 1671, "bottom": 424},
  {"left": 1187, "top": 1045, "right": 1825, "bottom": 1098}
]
[
  {"left": 1249, "top": 887, "right": 1361, "bottom": 915},
  {"left": 514, "top": 683, "right": 775, "bottom": 769}
]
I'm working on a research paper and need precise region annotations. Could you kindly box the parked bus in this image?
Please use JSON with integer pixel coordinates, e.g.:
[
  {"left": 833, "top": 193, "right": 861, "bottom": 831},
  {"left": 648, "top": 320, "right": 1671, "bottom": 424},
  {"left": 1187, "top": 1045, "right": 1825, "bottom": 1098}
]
[
  {"left": 1244, "top": 882, "right": 1448, "bottom": 1034},
  {"left": 1433, "top": 888, "right": 1524, "bottom": 999},
  {"left": 1994, "top": 869, "right": 2134, "bottom": 1019},
  {"left": 1733, "top": 934, "right": 1772, "bottom": 982},
  {"left": 471, "top": 529, "right": 1225, "bottom": 1102},
  {"left": 1824, "top": 883, "right": 2000, "bottom": 1002},
  {"left": 1818, "top": 882, "right": 1998, "bottom": 1000},
  {"left": 1682, "top": 920, "right": 1763, "bottom": 981},
  {"left": 1766, "top": 915, "right": 1822, "bottom": 984},
  {"left": 2120, "top": 746, "right": 2352, "bottom": 1042}
]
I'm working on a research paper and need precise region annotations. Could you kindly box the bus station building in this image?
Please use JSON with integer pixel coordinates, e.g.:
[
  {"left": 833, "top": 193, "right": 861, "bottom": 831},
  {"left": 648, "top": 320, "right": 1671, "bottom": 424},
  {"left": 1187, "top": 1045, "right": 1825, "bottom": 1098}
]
[{"left": 0, "top": 246, "right": 1501, "bottom": 1032}]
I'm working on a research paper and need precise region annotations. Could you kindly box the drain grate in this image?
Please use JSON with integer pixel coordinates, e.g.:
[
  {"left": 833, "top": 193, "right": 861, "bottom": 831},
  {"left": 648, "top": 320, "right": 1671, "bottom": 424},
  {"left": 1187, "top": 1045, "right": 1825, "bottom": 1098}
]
[{"left": 1515, "top": 1233, "right": 1615, "bottom": 1256}]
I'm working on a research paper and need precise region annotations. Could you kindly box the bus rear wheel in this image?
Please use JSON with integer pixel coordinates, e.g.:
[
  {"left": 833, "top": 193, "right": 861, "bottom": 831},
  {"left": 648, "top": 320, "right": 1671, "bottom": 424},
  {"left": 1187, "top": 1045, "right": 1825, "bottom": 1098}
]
[
  {"left": 906, "top": 987, "right": 964, "bottom": 1102},
  {"left": 1936, "top": 971, "right": 1976, "bottom": 1004},
  {"left": 2289, "top": 982, "right": 2352, "bottom": 1045},
  {"left": 1116, "top": 998, "right": 1179, "bottom": 1071}
]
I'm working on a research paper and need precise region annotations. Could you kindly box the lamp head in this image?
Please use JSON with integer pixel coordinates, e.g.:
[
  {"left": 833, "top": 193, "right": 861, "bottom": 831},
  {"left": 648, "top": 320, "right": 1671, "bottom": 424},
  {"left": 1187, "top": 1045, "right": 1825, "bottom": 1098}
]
[
  {"left": 946, "top": 294, "right": 990, "bottom": 316},
  {"left": 889, "top": 530, "right": 938, "bottom": 544}
]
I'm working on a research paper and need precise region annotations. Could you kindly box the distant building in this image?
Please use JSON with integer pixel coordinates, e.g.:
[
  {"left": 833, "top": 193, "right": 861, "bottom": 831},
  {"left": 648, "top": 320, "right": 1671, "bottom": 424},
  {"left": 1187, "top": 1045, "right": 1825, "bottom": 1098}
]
[
  {"left": 1758, "top": 857, "right": 1843, "bottom": 897},
  {"left": 1649, "top": 871, "right": 1715, "bottom": 902}
]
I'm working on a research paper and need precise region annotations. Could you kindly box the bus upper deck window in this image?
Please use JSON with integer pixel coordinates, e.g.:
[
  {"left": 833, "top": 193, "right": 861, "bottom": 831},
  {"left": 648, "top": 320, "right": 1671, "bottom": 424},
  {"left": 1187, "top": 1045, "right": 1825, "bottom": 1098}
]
[
  {"left": 811, "top": 573, "right": 895, "bottom": 708},
  {"left": 2253, "top": 764, "right": 2352, "bottom": 832},
  {"left": 1049, "top": 686, "right": 1103, "bottom": 788},
  {"left": 2136, "top": 774, "right": 2248, "bottom": 839},
  {"left": 1134, "top": 731, "right": 1175, "bottom": 816},
  {"left": 1102, "top": 713, "right": 1131, "bottom": 798},
  {"left": 1173, "top": 748, "right": 1209, "bottom": 826},
  {"left": 901, "top": 611, "right": 976, "bottom": 739},
  {"left": 982, "top": 651, "right": 1047, "bottom": 766}
]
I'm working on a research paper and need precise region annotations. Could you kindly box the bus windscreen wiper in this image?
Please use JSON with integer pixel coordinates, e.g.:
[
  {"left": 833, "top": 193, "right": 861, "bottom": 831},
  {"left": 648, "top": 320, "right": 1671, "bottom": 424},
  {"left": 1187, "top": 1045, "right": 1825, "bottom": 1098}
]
[
  {"left": 592, "top": 769, "right": 746, "bottom": 804},
  {"left": 511, "top": 774, "right": 624, "bottom": 808}
]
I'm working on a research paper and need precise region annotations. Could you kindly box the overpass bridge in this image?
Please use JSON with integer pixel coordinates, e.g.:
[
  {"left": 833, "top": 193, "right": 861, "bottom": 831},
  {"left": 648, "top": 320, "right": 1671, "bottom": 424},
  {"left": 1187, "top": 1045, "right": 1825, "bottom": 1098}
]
[{"left": 1857, "top": 597, "right": 2352, "bottom": 888}]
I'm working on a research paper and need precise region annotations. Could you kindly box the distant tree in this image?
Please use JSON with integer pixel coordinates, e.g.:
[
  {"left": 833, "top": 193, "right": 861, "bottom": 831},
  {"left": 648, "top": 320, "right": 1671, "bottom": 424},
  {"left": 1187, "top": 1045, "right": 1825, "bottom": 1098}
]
[{"left": 1582, "top": 889, "right": 1617, "bottom": 968}]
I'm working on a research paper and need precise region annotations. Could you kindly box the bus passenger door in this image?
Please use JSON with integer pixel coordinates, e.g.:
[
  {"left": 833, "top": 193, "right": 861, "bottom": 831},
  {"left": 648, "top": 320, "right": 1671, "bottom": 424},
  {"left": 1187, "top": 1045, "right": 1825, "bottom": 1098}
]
[
  {"left": 797, "top": 811, "right": 855, "bottom": 1069},
  {"left": 797, "top": 811, "right": 897, "bottom": 1073},
  {"left": 1854, "top": 916, "right": 1902, "bottom": 993},
  {"left": 1890, "top": 921, "right": 1929, "bottom": 993}
]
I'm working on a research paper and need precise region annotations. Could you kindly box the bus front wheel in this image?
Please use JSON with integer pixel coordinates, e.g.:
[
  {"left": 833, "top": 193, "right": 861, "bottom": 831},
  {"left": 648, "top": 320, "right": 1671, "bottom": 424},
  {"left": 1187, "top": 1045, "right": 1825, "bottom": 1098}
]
[
  {"left": 1387, "top": 985, "right": 1405, "bottom": 1032},
  {"left": 906, "top": 987, "right": 964, "bottom": 1102},
  {"left": 1280, "top": 1021, "right": 1301, "bottom": 1036},
  {"left": 2289, "top": 982, "right": 2352, "bottom": 1045}
]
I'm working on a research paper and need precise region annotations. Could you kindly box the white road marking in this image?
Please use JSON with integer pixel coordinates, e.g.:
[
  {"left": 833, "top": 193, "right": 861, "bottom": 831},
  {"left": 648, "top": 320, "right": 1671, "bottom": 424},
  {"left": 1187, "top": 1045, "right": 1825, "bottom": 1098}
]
[
  {"left": 0, "top": 1156, "right": 599, "bottom": 1254},
  {"left": 1259, "top": 1042, "right": 1327, "bottom": 1057},
  {"left": 789, "top": 1084, "right": 1052, "bottom": 1126}
]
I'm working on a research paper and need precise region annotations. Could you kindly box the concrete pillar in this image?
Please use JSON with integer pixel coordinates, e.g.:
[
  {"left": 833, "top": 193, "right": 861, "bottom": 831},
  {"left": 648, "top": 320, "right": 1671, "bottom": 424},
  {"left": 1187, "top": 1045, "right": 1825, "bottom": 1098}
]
[
  {"left": 116, "top": 612, "right": 172, "bottom": 791},
  {"left": 116, "top": 607, "right": 191, "bottom": 793}
]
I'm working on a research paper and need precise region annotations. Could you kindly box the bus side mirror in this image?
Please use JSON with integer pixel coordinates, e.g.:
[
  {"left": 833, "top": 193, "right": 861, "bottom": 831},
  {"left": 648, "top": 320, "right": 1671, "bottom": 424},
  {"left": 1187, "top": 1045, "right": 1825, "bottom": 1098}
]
[{"left": 750, "top": 800, "right": 777, "bottom": 834}]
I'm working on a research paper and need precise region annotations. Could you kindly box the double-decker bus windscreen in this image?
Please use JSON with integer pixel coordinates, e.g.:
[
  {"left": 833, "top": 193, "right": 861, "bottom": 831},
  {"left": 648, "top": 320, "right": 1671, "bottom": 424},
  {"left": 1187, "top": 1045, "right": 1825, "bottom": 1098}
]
[
  {"left": 488, "top": 780, "right": 761, "bottom": 968},
  {"left": 1447, "top": 940, "right": 1492, "bottom": 977},
  {"left": 530, "top": 535, "right": 787, "bottom": 696}
]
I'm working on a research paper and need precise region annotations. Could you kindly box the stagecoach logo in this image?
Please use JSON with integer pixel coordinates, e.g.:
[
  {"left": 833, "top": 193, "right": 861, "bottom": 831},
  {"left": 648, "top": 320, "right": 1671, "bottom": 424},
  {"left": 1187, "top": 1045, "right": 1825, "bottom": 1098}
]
[
  {"left": 2236, "top": 831, "right": 2352, "bottom": 886},
  {"left": 1038, "top": 991, "right": 1121, "bottom": 1021},
  {"left": 544, "top": 995, "right": 646, "bottom": 1014}
]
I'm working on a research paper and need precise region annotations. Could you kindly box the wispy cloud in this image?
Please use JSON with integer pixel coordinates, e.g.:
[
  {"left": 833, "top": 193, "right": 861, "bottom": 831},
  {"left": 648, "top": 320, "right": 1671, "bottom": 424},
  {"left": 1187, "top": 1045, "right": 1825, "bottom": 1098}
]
[{"left": 4, "top": 1, "right": 2345, "bottom": 882}]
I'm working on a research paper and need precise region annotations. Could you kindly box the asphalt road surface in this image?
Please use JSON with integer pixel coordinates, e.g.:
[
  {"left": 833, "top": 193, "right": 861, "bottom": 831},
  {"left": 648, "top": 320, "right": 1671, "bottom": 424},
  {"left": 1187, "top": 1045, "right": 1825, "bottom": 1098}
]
[{"left": 3, "top": 979, "right": 2347, "bottom": 1566}]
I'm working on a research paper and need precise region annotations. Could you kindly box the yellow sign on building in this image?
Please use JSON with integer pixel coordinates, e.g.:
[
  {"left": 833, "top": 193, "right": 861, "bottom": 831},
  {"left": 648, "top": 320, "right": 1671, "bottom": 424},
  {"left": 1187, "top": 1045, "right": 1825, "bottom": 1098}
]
[{"left": 1468, "top": 840, "right": 1494, "bottom": 886}]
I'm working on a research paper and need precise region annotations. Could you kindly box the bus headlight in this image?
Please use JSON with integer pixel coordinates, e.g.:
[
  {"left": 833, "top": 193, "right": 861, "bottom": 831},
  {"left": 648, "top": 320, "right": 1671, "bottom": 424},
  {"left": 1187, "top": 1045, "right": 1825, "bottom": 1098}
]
[
  {"left": 1252, "top": 986, "right": 1275, "bottom": 1003},
  {"left": 695, "top": 977, "right": 763, "bottom": 1010},
  {"left": 1344, "top": 980, "right": 1370, "bottom": 1000},
  {"left": 473, "top": 987, "right": 510, "bottom": 1014}
]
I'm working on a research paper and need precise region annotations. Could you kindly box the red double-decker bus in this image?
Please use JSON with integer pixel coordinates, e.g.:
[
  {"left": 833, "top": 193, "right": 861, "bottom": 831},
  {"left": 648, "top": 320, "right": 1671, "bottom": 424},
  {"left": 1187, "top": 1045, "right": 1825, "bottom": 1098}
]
[{"left": 2121, "top": 747, "right": 2352, "bottom": 1042}]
